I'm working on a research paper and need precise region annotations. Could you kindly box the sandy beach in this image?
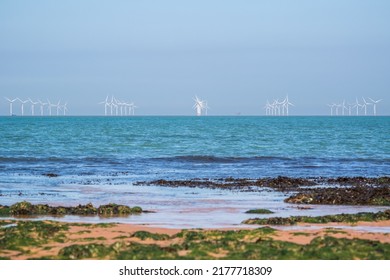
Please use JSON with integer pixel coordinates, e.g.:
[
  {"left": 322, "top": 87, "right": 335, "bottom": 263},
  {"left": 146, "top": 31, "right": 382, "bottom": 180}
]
[{"left": 1, "top": 218, "right": 389, "bottom": 260}]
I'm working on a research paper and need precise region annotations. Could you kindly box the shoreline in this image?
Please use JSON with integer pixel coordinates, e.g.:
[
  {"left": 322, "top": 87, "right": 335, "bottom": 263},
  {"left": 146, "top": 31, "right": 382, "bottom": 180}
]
[{"left": 1, "top": 176, "right": 389, "bottom": 259}]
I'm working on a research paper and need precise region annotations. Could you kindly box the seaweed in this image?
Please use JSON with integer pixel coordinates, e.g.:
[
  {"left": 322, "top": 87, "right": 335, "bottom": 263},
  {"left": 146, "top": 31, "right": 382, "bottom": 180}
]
[
  {"left": 243, "top": 210, "right": 390, "bottom": 225},
  {"left": 245, "top": 209, "right": 274, "bottom": 214},
  {"left": 1, "top": 220, "right": 389, "bottom": 260},
  {"left": 0, "top": 202, "right": 143, "bottom": 217},
  {"left": 58, "top": 243, "right": 113, "bottom": 260},
  {"left": 131, "top": 231, "right": 170, "bottom": 241},
  {"left": 286, "top": 186, "right": 390, "bottom": 206},
  {"left": 0, "top": 221, "right": 68, "bottom": 251}
]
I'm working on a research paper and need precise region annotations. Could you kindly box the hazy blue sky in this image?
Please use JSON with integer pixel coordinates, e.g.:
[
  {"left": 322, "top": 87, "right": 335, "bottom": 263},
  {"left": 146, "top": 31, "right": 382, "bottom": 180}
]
[{"left": 0, "top": 0, "right": 389, "bottom": 115}]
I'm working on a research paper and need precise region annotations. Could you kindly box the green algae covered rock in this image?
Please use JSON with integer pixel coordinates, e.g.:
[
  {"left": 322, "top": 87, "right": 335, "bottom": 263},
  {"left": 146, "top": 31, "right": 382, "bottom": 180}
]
[{"left": 1, "top": 201, "right": 143, "bottom": 217}]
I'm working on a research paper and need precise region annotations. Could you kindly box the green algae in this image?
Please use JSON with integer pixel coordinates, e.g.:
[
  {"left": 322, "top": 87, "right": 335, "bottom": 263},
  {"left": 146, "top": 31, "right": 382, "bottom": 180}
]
[
  {"left": 324, "top": 229, "right": 348, "bottom": 234},
  {"left": 116, "top": 243, "right": 180, "bottom": 260},
  {"left": 0, "top": 201, "right": 143, "bottom": 217},
  {"left": 75, "top": 230, "right": 92, "bottom": 235},
  {"left": 92, "top": 223, "right": 117, "bottom": 228},
  {"left": 0, "top": 206, "right": 11, "bottom": 216},
  {"left": 1, "top": 220, "right": 389, "bottom": 260},
  {"left": 58, "top": 243, "right": 114, "bottom": 260},
  {"left": 245, "top": 209, "right": 274, "bottom": 214},
  {"left": 0, "top": 221, "right": 68, "bottom": 251},
  {"left": 243, "top": 210, "right": 390, "bottom": 225},
  {"left": 131, "top": 231, "right": 170, "bottom": 241},
  {"left": 98, "top": 204, "right": 136, "bottom": 215},
  {"left": 292, "top": 232, "right": 311, "bottom": 236}
]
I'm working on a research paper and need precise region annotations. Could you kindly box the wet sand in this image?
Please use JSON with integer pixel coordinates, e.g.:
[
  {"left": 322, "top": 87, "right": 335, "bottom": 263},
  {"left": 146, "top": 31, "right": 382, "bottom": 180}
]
[{"left": 1, "top": 220, "right": 389, "bottom": 260}]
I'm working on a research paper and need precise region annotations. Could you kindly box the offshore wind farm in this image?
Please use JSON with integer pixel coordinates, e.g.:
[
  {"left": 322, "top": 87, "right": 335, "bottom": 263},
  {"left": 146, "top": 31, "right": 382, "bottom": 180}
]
[
  {"left": 0, "top": 95, "right": 386, "bottom": 116},
  {"left": 3, "top": 97, "right": 68, "bottom": 116},
  {"left": 327, "top": 97, "right": 383, "bottom": 116}
]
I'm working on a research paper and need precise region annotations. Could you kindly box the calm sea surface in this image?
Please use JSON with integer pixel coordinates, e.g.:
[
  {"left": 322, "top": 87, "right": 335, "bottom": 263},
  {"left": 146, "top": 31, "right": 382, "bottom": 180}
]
[{"left": 1, "top": 116, "right": 389, "bottom": 228}]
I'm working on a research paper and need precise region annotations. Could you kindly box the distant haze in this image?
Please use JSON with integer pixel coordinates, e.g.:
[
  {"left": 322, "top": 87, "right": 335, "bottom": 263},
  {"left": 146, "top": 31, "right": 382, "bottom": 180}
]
[{"left": 0, "top": 0, "right": 389, "bottom": 115}]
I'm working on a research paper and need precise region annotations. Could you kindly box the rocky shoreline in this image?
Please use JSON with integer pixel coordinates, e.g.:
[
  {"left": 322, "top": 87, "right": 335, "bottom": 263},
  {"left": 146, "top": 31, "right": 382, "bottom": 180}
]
[
  {"left": 136, "top": 176, "right": 390, "bottom": 206},
  {"left": 285, "top": 186, "right": 390, "bottom": 205},
  {"left": 1, "top": 176, "right": 389, "bottom": 260},
  {"left": 0, "top": 201, "right": 143, "bottom": 217}
]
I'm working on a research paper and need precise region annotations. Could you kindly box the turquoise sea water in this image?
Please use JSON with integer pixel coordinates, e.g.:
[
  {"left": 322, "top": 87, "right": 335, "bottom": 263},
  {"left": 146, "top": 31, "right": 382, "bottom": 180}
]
[{"left": 0, "top": 116, "right": 389, "bottom": 228}]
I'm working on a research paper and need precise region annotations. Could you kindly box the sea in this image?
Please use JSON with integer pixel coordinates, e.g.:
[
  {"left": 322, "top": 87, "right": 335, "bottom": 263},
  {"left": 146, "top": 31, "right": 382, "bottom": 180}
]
[{"left": 0, "top": 116, "right": 389, "bottom": 228}]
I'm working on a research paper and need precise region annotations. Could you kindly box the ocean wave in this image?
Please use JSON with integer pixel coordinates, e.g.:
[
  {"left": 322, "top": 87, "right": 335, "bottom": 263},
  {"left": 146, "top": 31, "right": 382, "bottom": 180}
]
[
  {"left": 152, "top": 155, "right": 292, "bottom": 163},
  {"left": 1, "top": 155, "right": 388, "bottom": 165},
  {"left": 152, "top": 155, "right": 390, "bottom": 164},
  {"left": 0, "top": 156, "right": 67, "bottom": 163}
]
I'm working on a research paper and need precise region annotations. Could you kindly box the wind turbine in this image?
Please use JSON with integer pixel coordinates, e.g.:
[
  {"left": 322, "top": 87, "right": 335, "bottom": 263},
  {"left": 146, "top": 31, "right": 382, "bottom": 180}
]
[
  {"left": 334, "top": 103, "right": 342, "bottom": 116},
  {"left": 193, "top": 96, "right": 204, "bottom": 116},
  {"left": 327, "top": 104, "right": 335, "bottom": 116},
  {"left": 122, "top": 102, "right": 128, "bottom": 115},
  {"left": 112, "top": 97, "right": 119, "bottom": 115},
  {"left": 203, "top": 100, "right": 209, "bottom": 115},
  {"left": 269, "top": 102, "right": 275, "bottom": 116},
  {"left": 55, "top": 100, "right": 62, "bottom": 116},
  {"left": 38, "top": 100, "right": 47, "bottom": 116},
  {"left": 283, "top": 96, "right": 294, "bottom": 116},
  {"left": 347, "top": 102, "right": 353, "bottom": 116},
  {"left": 16, "top": 98, "right": 29, "bottom": 116},
  {"left": 109, "top": 96, "right": 115, "bottom": 116},
  {"left": 47, "top": 99, "right": 55, "bottom": 116},
  {"left": 4, "top": 97, "right": 18, "bottom": 116},
  {"left": 264, "top": 100, "right": 272, "bottom": 115},
  {"left": 99, "top": 96, "right": 110, "bottom": 116},
  {"left": 341, "top": 100, "right": 347, "bottom": 116},
  {"left": 62, "top": 102, "right": 68, "bottom": 116},
  {"left": 28, "top": 98, "right": 39, "bottom": 116},
  {"left": 272, "top": 99, "right": 280, "bottom": 116},
  {"left": 353, "top": 98, "right": 362, "bottom": 115},
  {"left": 368, "top": 98, "right": 382, "bottom": 116},
  {"left": 116, "top": 99, "right": 124, "bottom": 116},
  {"left": 270, "top": 100, "right": 277, "bottom": 115},
  {"left": 361, "top": 97, "right": 371, "bottom": 116},
  {"left": 128, "top": 102, "right": 137, "bottom": 115}
]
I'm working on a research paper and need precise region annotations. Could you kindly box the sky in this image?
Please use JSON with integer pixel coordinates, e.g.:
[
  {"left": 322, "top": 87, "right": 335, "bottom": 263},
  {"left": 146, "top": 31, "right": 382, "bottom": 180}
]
[{"left": 0, "top": 0, "right": 389, "bottom": 115}]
